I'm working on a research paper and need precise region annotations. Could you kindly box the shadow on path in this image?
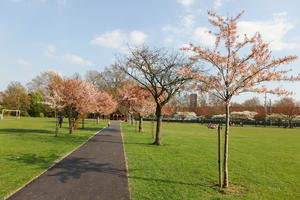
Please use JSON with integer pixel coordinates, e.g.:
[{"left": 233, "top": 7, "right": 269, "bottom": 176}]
[{"left": 48, "top": 157, "right": 127, "bottom": 183}]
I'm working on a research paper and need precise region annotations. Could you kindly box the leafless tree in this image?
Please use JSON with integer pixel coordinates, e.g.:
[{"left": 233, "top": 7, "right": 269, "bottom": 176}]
[{"left": 117, "top": 46, "right": 195, "bottom": 145}]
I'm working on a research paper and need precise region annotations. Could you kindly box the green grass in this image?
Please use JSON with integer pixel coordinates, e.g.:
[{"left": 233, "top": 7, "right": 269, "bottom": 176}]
[
  {"left": 0, "top": 117, "right": 105, "bottom": 199},
  {"left": 122, "top": 122, "right": 300, "bottom": 200}
]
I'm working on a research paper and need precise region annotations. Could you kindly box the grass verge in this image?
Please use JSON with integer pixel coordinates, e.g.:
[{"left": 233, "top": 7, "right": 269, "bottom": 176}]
[
  {"left": 0, "top": 117, "right": 105, "bottom": 199},
  {"left": 122, "top": 121, "right": 300, "bottom": 200}
]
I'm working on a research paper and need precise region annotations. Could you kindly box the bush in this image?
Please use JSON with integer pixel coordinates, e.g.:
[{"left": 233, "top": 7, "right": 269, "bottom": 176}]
[{"left": 21, "top": 110, "right": 30, "bottom": 117}]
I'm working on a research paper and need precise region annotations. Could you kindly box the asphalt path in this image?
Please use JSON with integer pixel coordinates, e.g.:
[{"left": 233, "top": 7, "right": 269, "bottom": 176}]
[{"left": 7, "top": 121, "right": 130, "bottom": 200}]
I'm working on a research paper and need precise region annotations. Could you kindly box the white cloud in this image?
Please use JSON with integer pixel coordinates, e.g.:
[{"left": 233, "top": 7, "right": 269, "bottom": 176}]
[
  {"left": 164, "top": 37, "right": 173, "bottom": 45},
  {"left": 62, "top": 54, "right": 94, "bottom": 66},
  {"left": 163, "top": 11, "right": 298, "bottom": 51},
  {"left": 178, "top": 0, "right": 195, "bottom": 7},
  {"left": 44, "top": 44, "right": 56, "bottom": 57},
  {"left": 163, "top": 14, "right": 216, "bottom": 47},
  {"left": 182, "top": 15, "right": 195, "bottom": 29},
  {"left": 47, "top": 44, "right": 55, "bottom": 52},
  {"left": 162, "top": 25, "right": 183, "bottom": 35},
  {"left": 91, "top": 30, "right": 148, "bottom": 51},
  {"left": 193, "top": 27, "right": 216, "bottom": 46},
  {"left": 46, "top": 69, "right": 63, "bottom": 77},
  {"left": 91, "top": 30, "right": 126, "bottom": 49},
  {"left": 18, "top": 59, "right": 32, "bottom": 67},
  {"left": 214, "top": 0, "right": 222, "bottom": 10},
  {"left": 130, "top": 31, "right": 148, "bottom": 45},
  {"left": 238, "top": 12, "right": 298, "bottom": 50}
]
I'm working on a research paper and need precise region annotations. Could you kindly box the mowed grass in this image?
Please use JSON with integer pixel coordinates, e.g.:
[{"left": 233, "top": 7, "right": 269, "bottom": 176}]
[
  {"left": 0, "top": 117, "right": 105, "bottom": 199},
  {"left": 122, "top": 122, "right": 300, "bottom": 200}
]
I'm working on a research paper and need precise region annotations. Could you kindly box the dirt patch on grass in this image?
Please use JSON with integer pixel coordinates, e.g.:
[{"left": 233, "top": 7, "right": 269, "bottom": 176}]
[
  {"left": 207, "top": 183, "right": 248, "bottom": 196},
  {"left": 219, "top": 184, "right": 248, "bottom": 195}
]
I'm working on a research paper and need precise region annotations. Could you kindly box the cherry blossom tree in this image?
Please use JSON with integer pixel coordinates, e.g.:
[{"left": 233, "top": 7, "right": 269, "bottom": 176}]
[
  {"left": 39, "top": 72, "right": 64, "bottom": 136},
  {"left": 273, "top": 97, "right": 300, "bottom": 128},
  {"left": 94, "top": 91, "right": 117, "bottom": 123},
  {"left": 163, "top": 106, "right": 175, "bottom": 121},
  {"left": 120, "top": 82, "right": 155, "bottom": 132},
  {"left": 59, "top": 79, "right": 99, "bottom": 134},
  {"left": 41, "top": 95, "right": 64, "bottom": 136},
  {"left": 181, "top": 11, "right": 299, "bottom": 188},
  {"left": 231, "top": 111, "right": 257, "bottom": 122}
]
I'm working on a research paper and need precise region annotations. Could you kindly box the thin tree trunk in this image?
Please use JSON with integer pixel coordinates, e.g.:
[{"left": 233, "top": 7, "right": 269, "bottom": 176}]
[
  {"left": 97, "top": 116, "right": 100, "bottom": 124},
  {"left": 69, "top": 113, "right": 78, "bottom": 135},
  {"left": 55, "top": 110, "right": 59, "bottom": 137},
  {"left": 151, "top": 116, "right": 155, "bottom": 139},
  {"left": 138, "top": 114, "right": 143, "bottom": 132},
  {"left": 153, "top": 104, "right": 163, "bottom": 145},
  {"left": 131, "top": 114, "right": 134, "bottom": 126},
  {"left": 218, "top": 124, "right": 222, "bottom": 188},
  {"left": 82, "top": 118, "right": 85, "bottom": 129},
  {"left": 223, "top": 103, "right": 230, "bottom": 188},
  {"left": 71, "top": 118, "right": 79, "bottom": 134},
  {"left": 68, "top": 116, "right": 73, "bottom": 134},
  {"left": 135, "top": 118, "right": 137, "bottom": 132},
  {"left": 69, "top": 119, "right": 74, "bottom": 135}
]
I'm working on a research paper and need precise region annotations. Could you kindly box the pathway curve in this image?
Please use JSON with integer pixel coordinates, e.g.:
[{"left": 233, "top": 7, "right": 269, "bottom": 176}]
[{"left": 7, "top": 121, "right": 130, "bottom": 200}]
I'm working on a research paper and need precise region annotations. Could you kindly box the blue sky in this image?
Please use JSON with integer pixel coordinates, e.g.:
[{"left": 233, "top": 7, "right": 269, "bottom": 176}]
[{"left": 0, "top": 0, "right": 299, "bottom": 103}]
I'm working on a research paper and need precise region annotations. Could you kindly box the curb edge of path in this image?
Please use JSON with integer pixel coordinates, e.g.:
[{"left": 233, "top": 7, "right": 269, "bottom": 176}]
[
  {"left": 119, "top": 122, "right": 132, "bottom": 200},
  {"left": 5, "top": 125, "right": 108, "bottom": 200}
]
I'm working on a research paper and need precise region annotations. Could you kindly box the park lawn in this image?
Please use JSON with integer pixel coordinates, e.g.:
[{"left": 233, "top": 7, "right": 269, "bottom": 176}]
[
  {"left": 122, "top": 122, "right": 300, "bottom": 200},
  {"left": 0, "top": 117, "right": 105, "bottom": 200}
]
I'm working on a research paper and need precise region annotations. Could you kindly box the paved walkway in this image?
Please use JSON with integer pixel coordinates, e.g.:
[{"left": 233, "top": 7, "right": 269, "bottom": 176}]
[{"left": 8, "top": 121, "right": 130, "bottom": 200}]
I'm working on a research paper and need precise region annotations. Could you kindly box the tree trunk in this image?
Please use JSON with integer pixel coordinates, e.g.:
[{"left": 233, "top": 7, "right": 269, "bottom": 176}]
[
  {"left": 70, "top": 126, "right": 74, "bottom": 134},
  {"left": 153, "top": 104, "right": 163, "bottom": 146},
  {"left": 223, "top": 103, "right": 230, "bottom": 188},
  {"left": 151, "top": 116, "right": 155, "bottom": 139},
  {"left": 69, "top": 115, "right": 79, "bottom": 135},
  {"left": 135, "top": 118, "right": 137, "bottom": 132},
  {"left": 68, "top": 116, "right": 73, "bottom": 134},
  {"left": 138, "top": 115, "right": 143, "bottom": 132},
  {"left": 55, "top": 110, "right": 59, "bottom": 137},
  {"left": 131, "top": 114, "right": 134, "bottom": 126},
  {"left": 69, "top": 119, "right": 74, "bottom": 134},
  {"left": 82, "top": 118, "right": 85, "bottom": 129},
  {"left": 97, "top": 116, "right": 100, "bottom": 124},
  {"left": 218, "top": 124, "right": 222, "bottom": 188}
]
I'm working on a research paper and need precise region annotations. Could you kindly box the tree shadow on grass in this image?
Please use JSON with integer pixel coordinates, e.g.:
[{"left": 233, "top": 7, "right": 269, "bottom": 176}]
[
  {"left": 123, "top": 142, "right": 153, "bottom": 145},
  {"left": 128, "top": 175, "right": 211, "bottom": 187},
  {"left": 78, "top": 127, "right": 102, "bottom": 132},
  {"left": 6, "top": 153, "right": 61, "bottom": 169},
  {"left": 47, "top": 157, "right": 127, "bottom": 183},
  {"left": 0, "top": 129, "right": 52, "bottom": 135}
]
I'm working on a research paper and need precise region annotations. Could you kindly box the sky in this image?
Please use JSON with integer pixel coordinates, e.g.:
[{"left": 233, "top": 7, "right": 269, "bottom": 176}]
[{"left": 0, "top": 0, "right": 300, "bottom": 104}]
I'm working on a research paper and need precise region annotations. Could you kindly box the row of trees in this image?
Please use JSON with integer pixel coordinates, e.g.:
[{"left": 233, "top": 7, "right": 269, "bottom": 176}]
[
  {"left": 1, "top": 11, "right": 299, "bottom": 189},
  {"left": 0, "top": 71, "right": 116, "bottom": 135},
  {"left": 0, "top": 82, "right": 46, "bottom": 117},
  {"left": 171, "top": 96, "right": 300, "bottom": 123}
]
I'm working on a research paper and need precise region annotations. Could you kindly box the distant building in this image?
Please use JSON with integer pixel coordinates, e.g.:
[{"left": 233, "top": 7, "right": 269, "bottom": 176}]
[{"left": 110, "top": 111, "right": 126, "bottom": 120}]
